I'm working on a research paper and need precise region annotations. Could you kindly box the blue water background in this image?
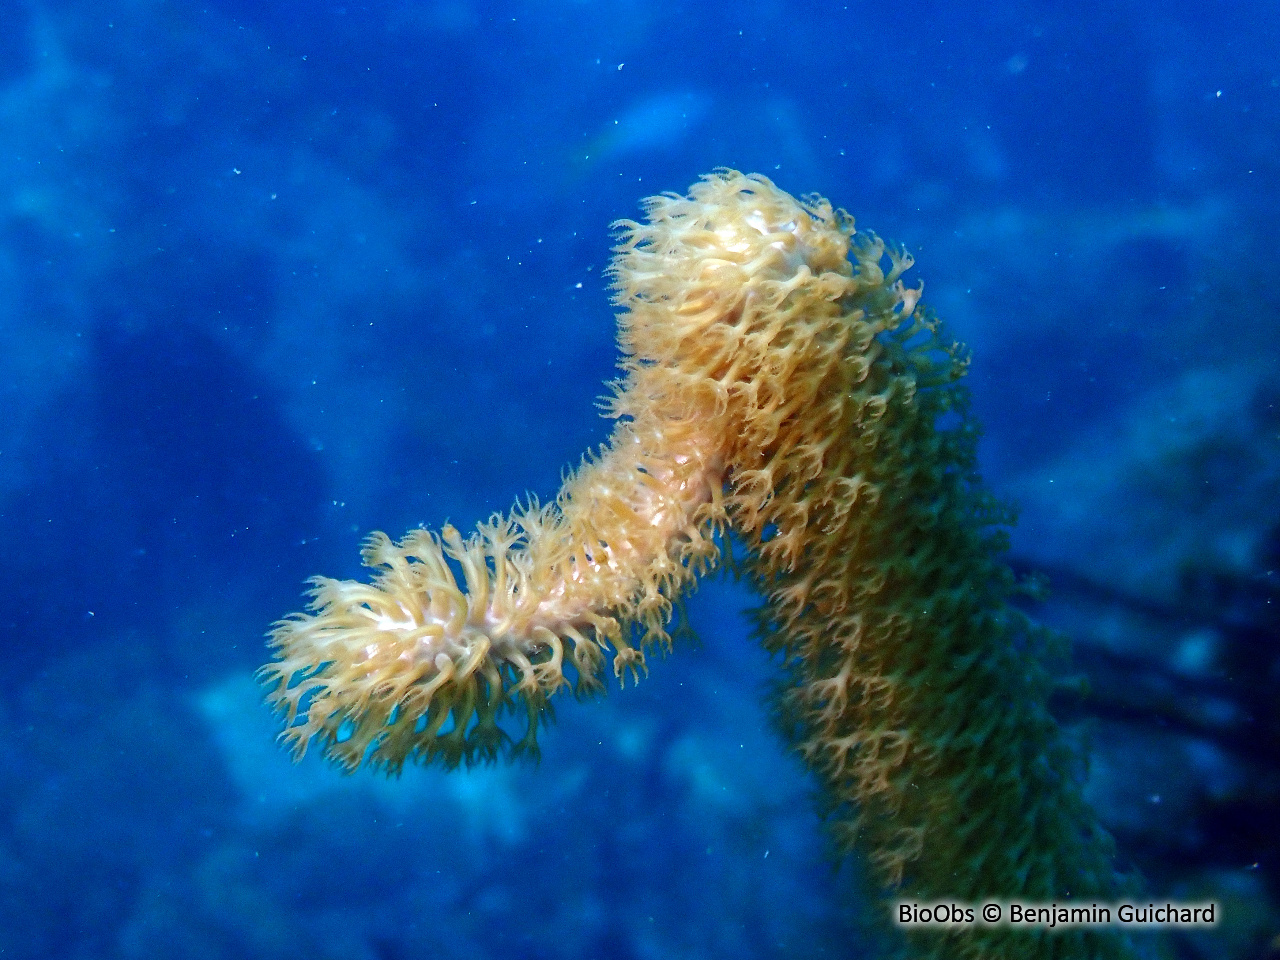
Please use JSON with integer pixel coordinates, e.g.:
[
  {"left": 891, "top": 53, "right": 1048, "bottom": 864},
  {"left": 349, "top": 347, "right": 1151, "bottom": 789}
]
[{"left": 1, "top": 1, "right": 1277, "bottom": 957}]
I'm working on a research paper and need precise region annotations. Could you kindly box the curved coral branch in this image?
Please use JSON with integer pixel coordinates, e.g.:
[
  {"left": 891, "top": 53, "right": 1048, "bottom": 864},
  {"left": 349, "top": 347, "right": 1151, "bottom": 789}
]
[{"left": 263, "top": 171, "right": 1134, "bottom": 959}]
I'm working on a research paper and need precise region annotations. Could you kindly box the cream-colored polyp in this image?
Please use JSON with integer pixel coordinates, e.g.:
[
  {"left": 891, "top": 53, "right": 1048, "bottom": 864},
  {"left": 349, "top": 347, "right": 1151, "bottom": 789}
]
[{"left": 262, "top": 171, "right": 918, "bottom": 769}]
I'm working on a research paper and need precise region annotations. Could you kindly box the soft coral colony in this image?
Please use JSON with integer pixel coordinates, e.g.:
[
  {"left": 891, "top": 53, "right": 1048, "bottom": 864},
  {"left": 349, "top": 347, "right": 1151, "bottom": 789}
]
[{"left": 261, "top": 171, "right": 1135, "bottom": 959}]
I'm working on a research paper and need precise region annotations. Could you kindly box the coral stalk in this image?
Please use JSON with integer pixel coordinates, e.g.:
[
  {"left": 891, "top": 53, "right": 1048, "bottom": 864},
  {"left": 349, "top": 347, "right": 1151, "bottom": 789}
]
[{"left": 263, "top": 171, "right": 1133, "bottom": 959}]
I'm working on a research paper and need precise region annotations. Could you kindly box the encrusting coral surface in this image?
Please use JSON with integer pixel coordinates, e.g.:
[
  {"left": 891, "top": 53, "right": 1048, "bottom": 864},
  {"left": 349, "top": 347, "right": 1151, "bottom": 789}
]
[{"left": 262, "top": 171, "right": 1135, "bottom": 959}]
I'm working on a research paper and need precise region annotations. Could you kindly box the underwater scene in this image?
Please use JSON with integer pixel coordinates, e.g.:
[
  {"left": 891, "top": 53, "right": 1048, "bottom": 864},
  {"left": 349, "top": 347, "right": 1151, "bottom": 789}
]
[{"left": 1, "top": 0, "right": 1277, "bottom": 958}]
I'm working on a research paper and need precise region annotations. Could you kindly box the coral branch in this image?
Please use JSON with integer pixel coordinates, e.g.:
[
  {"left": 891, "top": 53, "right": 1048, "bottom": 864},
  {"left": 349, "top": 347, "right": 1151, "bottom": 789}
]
[{"left": 263, "top": 171, "right": 1134, "bottom": 959}]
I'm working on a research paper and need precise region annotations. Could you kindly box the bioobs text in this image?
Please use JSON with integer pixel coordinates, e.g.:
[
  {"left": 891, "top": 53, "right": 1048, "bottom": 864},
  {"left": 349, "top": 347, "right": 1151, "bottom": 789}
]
[{"left": 897, "top": 902, "right": 974, "bottom": 926}]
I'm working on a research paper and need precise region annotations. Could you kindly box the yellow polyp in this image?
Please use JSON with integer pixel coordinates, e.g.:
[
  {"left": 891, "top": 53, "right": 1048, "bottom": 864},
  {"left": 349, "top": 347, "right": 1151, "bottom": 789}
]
[{"left": 262, "top": 170, "right": 1134, "bottom": 959}]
